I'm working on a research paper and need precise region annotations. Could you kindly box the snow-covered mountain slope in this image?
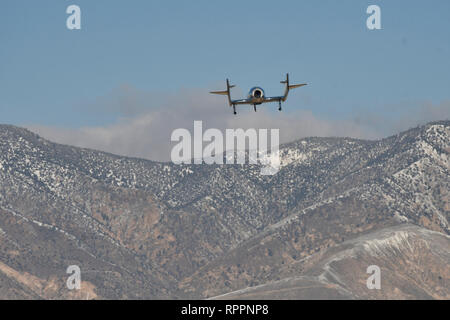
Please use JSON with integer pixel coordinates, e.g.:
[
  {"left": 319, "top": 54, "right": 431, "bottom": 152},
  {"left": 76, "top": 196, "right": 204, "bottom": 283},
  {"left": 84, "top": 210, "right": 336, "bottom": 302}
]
[{"left": 0, "top": 121, "right": 448, "bottom": 299}]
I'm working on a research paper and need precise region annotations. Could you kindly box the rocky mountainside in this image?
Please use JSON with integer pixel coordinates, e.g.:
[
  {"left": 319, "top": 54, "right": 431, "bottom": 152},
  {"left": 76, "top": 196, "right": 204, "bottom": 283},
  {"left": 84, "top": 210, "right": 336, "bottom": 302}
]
[{"left": 0, "top": 121, "right": 448, "bottom": 299}]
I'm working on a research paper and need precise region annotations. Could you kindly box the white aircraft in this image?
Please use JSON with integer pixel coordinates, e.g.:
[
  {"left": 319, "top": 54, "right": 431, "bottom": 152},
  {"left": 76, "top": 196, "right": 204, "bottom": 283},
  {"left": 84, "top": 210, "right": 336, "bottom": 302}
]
[{"left": 210, "top": 73, "right": 307, "bottom": 114}]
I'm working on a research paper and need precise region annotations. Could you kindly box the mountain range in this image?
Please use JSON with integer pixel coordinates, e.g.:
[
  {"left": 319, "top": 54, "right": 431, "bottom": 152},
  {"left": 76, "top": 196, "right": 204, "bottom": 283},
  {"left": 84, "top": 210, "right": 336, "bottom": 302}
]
[{"left": 0, "top": 121, "right": 448, "bottom": 299}]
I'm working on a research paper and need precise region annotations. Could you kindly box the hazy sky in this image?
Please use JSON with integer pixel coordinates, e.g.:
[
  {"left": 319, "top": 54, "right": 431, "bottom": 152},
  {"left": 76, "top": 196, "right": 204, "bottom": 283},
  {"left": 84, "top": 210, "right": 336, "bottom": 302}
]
[{"left": 1, "top": 1, "right": 449, "bottom": 160}]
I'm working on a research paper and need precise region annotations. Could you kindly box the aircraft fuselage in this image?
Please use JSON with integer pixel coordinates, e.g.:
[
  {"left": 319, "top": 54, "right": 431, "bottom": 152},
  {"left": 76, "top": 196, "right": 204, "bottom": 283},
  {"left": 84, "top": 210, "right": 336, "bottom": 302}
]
[{"left": 247, "top": 87, "right": 265, "bottom": 105}]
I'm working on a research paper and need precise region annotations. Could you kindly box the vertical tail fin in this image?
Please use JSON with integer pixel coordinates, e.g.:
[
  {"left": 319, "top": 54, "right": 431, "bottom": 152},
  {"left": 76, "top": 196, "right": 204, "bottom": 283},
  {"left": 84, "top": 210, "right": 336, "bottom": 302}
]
[
  {"left": 280, "top": 73, "right": 307, "bottom": 101},
  {"left": 210, "top": 79, "right": 235, "bottom": 106}
]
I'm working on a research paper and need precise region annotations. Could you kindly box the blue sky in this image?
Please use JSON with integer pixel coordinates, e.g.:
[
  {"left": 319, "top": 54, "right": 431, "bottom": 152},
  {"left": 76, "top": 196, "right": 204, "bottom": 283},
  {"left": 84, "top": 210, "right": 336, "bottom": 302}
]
[{"left": 0, "top": 0, "right": 449, "bottom": 156}]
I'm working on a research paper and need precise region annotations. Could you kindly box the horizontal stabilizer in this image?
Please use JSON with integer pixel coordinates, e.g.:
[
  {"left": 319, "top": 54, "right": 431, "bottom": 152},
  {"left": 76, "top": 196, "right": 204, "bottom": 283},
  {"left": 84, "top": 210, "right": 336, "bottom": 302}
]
[
  {"left": 289, "top": 83, "right": 307, "bottom": 89},
  {"left": 280, "top": 73, "right": 307, "bottom": 101},
  {"left": 210, "top": 90, "right": 229, "bottom": 95}
]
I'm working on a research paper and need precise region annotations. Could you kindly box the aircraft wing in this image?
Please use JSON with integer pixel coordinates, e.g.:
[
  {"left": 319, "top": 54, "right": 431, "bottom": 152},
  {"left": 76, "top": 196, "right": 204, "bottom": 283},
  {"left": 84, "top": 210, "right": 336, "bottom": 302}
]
[
  {"left": 231, "top": 98, "right": 254, "bottom": 105},
  {"left": 263, "top": 96, "right": 283, "bottom": 103}
]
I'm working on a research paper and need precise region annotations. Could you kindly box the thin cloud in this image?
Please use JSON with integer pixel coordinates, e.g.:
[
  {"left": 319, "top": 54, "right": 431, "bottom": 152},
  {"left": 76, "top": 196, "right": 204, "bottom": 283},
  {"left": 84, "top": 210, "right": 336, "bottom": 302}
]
[{"left": 27, "top": 86, "right": 450, "bottom": 162}]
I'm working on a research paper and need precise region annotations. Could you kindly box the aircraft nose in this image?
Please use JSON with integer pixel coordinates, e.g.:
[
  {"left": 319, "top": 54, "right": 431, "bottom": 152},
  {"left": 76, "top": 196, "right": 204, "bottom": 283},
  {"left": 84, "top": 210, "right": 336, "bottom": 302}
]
[{"left": 253, "top": 89, "right": 262, "bottom": 98}]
